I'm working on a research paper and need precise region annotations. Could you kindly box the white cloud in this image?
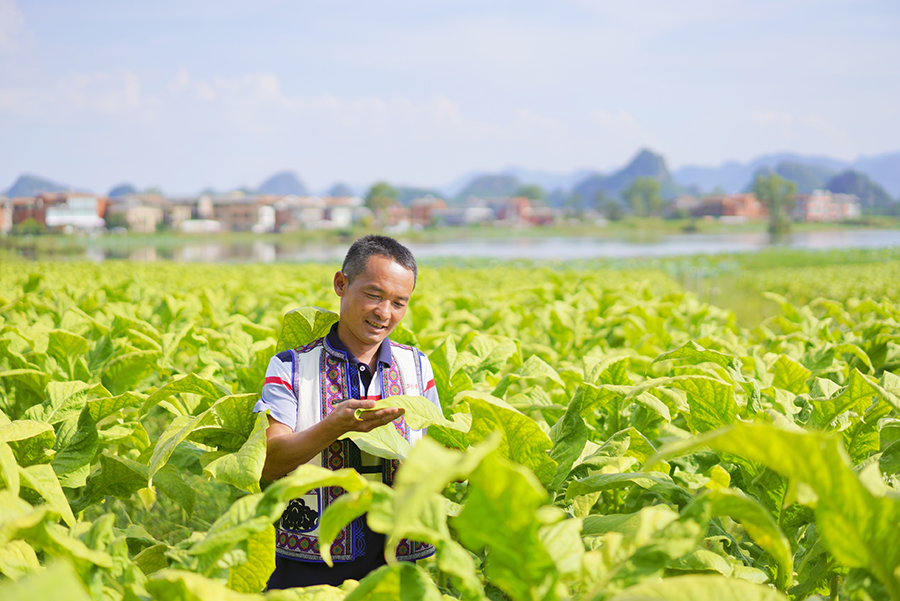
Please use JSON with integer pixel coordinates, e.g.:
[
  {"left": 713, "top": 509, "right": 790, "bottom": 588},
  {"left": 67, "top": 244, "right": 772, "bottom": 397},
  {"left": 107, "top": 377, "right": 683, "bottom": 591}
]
[{"left": 0, "top": 0, "right": 24, "bottom": 52}]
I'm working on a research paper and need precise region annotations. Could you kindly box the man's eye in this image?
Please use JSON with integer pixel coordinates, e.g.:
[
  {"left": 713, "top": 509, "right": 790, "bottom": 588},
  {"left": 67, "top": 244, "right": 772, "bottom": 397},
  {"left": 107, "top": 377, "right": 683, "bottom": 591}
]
[
  {"left": 393, "top": 302, "right": 406, "bottom": 309},
  {"left": 366, "top": 293, "right": 380, "bottom": 300}
]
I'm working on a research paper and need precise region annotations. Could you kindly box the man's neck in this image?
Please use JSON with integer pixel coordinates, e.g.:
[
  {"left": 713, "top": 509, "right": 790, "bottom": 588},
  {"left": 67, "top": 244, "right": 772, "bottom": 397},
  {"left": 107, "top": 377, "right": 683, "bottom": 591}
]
[{"left": 335, "top": 323, "right": 380, "bottom": 368}]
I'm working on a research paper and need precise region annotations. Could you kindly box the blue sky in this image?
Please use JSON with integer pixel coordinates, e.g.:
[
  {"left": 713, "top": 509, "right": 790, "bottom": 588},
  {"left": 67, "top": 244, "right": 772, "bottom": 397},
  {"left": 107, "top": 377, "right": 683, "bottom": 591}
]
[{"left": 1, "top": 0, "right": 898, "bottom": 194}]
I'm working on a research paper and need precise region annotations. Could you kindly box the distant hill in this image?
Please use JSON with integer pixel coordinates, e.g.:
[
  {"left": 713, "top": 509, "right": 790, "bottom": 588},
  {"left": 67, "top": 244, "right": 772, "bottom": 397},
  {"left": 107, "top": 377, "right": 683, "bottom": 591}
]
[
  {"left": 397, "top": 186, "right": 442, "bottom": 205},
  {"left": 826, "top": 170, "right": 896, "bottom": 212},
  {"left": 572, "top": 149, "right": 684, "bottom": 206},
  {"left": 500, "top": 166, "right": 598, "bottom": 192},
  {"left": 455, "top": 174, "right": 522, "bottom": 201},
  {"left": 327, "top": 182, "right": 355, "bottom": 197},
  {"left": 675, "top": 153, "right": 849, "bottom": 194},
  {"left": 4, "top": 174, "right": 71, "bottom": 197},
  {"left": 743, "top": 161, "right": 838, "bottom": 195},
  {"left": 257, "top": 171, "right": 309, "bottom": 196},
  {"left": 108, "top": 183, "right": 138, "bottom": 198},
  {"left": 853, "top": 151, "right": 900, "bottom": 198}
]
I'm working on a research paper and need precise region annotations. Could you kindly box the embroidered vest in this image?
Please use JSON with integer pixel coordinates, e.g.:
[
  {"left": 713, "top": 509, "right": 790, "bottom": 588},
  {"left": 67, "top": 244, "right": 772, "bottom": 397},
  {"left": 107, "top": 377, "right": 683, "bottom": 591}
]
[{"left": 274, "top": 336, "right": 435, "bottom": 563}]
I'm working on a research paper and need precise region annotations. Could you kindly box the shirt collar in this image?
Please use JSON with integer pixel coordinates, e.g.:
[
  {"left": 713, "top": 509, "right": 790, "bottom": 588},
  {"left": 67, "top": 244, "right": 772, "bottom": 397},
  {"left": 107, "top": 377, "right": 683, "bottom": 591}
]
[{"left": 325, "top": 322, "right": 393, "bottom": 367}]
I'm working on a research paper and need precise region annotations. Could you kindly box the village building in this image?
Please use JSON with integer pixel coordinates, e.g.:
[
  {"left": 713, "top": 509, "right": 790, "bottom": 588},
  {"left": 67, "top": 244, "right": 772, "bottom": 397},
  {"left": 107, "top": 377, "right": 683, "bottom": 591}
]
[
  {"left": 794, "top": 190, "right": 861, "bottom": 222},
  {"left": 691, "top": 193, "right": 767, "bottom": 222}
]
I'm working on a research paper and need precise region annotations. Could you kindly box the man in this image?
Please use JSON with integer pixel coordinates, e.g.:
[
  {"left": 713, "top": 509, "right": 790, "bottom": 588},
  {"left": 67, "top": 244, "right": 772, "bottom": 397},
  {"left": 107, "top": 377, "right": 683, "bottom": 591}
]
[{"left": 254, "top": 235, "right": 441, "bottom": 589}]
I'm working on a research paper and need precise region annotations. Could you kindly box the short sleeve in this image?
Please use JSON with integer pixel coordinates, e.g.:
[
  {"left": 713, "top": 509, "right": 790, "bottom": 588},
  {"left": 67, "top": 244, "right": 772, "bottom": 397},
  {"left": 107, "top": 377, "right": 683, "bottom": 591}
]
[
  {"left": 253, "top": 353, "right": 298, "bottom": 430},
  {"left": 419, "top": 352, "right": 442, "bottom": 414}
]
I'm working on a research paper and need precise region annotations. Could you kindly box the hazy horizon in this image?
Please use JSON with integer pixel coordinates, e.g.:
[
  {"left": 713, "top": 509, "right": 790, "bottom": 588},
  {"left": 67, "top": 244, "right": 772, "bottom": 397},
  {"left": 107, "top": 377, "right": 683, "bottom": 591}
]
[{"left": 1, "top": 0, "right": 898, "bottom": 195}]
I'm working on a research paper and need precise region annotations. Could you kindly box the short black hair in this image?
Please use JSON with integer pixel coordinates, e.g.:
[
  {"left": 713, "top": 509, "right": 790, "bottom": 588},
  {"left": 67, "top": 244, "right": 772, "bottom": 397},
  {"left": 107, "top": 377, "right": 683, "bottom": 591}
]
[{"left": 342, "top": 235, "right": 417, "bottom": 284}]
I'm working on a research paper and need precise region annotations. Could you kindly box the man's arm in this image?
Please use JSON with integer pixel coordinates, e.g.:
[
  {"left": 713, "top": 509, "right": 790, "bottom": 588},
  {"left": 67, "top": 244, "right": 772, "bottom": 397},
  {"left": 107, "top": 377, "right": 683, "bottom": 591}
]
[{"left": 262, "top": 399, "right": 403, "bottom": 481}]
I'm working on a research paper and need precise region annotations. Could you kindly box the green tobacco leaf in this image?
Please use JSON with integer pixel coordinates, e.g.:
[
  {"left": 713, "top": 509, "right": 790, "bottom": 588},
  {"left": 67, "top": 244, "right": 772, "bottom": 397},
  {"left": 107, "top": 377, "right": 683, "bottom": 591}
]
[
  {"left": 453, "top": 452, "right": 555, "bottom": 601},
  {"left": 153, "top": 464, "right": 197, "bottom": 519},
  {"left": 640, "top": 375, "right": 737, "bottom": 434},
  {"left": 265, "top": 584, "right": 353, "bottom": 600},
  {"left": 685, "top": 488, "right": 792, "bottom": 590},
  {"left": 46, "top": 330, "right": 90, "bottom": 379},
  {"left": 201, "top": 411, "right": 268, "bottom": 493},
  {"left": 344, "top": 563, "right": 442, "bottom": 601},
  {"left": 566, "top": 472, "right": 693, "bottom": 506},
  {"left": 146, "top": 569, "right": 262, "bottom": 601},
  {"left": 810, "top": 369, "right": 880, "bottom": 429},
  {"left": 548, "top": 395, "right": 589, "bottom": 492},
  {"left": 318, "top": 487, "right": 380, "bottom": 567},
  {"left": 277, "top": 307, "right": 339, "bottom": 353},
  {"left": 51, "top": 406, "right": 99, "bottom": 488},
  {"left": 0, "top": 420, "right": 55, "bottom": 467},
  {"left": 159, "top": 324, "right": 196, "bottom": 370},
  {"left": 608, "top": 574, "right": 788, "bottom": 601},
  {"left": 101, "top": 349, "right": 159, "bottom": 396},
  {"left": 356, "top": 395, "right": 467, "bottom": 431},
  {"left": 186, "top": 494, "right": 274, "bottom": 578},
  {"left": 0, "top": 441, "right": 20, "bottom": 495},
  {"left": 538, "top": 517, "right": 584, "bottom": 578},
  {"left": 226, "top": 527, "right": 274, "bottom": 594},
  {"left": 188, "top": 394, "right": 260, "bottom": 451},
  {"left": 0, "top": 559, "right": 93, "bottom": 601},
  {"left": 259, "top": 465, "right": 371, "bottom": 521},
  {"left": 87, "top": 391, "right": 146, "bottom": 422},
  {"left": 23, "top": 381, "right": 110, "bottom": 425},
  {"left": 0, "top": 369, "right": 51, "bottom": 400},
  {"left": 459, "top": 392, "right": 557, "bottom": 487},
  {"left": 133, "top": 544, "right": 169, "bottom": 575},
  {"left": 18, "top": 464, "right": 75, "bottom": 527},
  {"left": 772, "top": 355, "right": 811, "bottom": 394},
  {"left": 0, "top": 540, "right": 41, "bottom": 581},
  {"left": 428, "top": 336, "right": 475, "bottom": 411},
  {"left": 342, "top": 424, "right": 412, "bottom": 461},
  {"left": 654, "top": 422, "right": 900, "bottom": 600},
  {"left": 492, "top": 354, "right": 564, "bottom": 398},
  {"left": 652, "top": 340, "right": 734, "bottom": 369},
  {"left": 71, "top": 454, "right": 148, "bottom": 513},
  {"left": 142, "top": 373, "right": 232, "bottom": 415}
]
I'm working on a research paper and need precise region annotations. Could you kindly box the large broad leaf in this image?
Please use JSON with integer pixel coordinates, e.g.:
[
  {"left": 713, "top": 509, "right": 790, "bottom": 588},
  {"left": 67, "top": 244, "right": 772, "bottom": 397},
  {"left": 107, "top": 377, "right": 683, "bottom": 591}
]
[
  {"left": 458, "top": 392, "right": 557, "bottom": 487},
  {"left": 566, "top": 472, "right": 693, "bottom": 507},
  {"left": 654, "top": 422, "right": 900, "bottom": 600},
  {"left": 201, "top": 411, "right": 269, "bottom": 493},
  {"left": 277, "top": 307, "right": 339, "bottom": 353},
  {"left": 101, "top": 350, "right": 159, "bottom": 396},
  {"left": 652, "top": 340, "right": 734, "bottom": 369},
  {"left": 0, "top": 540, "right": 41, "bottom": 581},
  {"left": 492, "top": 354, "right": 564, "bottom": 398},
  {"left": 342, "top": 424, "right": 412, "bottom": 461},
  {"left": 771, "top": 355, "right": 811, "bottom": 395},
  {"left": 18, "top": 464, "right": 76, "bottom": 527},
  {"left": 428, "top": 336, "right": 475, "bottom": 411},
  {"left": 51, "top": 406, "right": 99, "bottom": 488},
  {"left": 22, "top": 381, "right": 110, "bottom": 425},
  {"left": 343, "top": 563, "right": 442, "bottom": 601},
  {"left": 0, "top": 420, "right": 55, "bottom": 467},
  {"left": 452, "top": 452, "right": 556, "bottom": 601},
  {"left": 141, "top": 373, "right": 232, "bottom": 416},
  {"left": 684, "top": 488, "right": 792, "bottom": 590},
  {"left": 355, "top": 395, "right": 468, "bottom": 432},
  {"left": 149, "top": 393, "right": 257, "bottom": 485},
  {"left": 0, "top": 441, "right": 20, "bottom": 495},
  {"left": 0, "top": 559, "right": 93, "bottom": 601},
  {"left": 71, "top": 454, "right": 148, "bottom": 514},
  {"left": 46, "top": 330, "right": 90, "bottom": 380},
  {"left": 226, "top": 527, "right": 275, "bottom": 594},
  {"left": 809, "top": 369, "right": 882, "bottom": 429},
  {"left": 608, "top": 574, "right": 788, "bottom": 601},
  {"left": 258, "top": 465, "right": 371, "bottom": 521},
  {"left": 146, "top": 569, "right": 262, "bottom": 601}
]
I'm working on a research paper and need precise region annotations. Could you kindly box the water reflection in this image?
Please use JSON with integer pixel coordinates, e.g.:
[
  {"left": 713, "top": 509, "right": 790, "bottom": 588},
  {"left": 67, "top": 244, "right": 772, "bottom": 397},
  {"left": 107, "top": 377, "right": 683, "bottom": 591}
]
[{"left": 43, "top": 228, "right": 900, "bottom": 263}]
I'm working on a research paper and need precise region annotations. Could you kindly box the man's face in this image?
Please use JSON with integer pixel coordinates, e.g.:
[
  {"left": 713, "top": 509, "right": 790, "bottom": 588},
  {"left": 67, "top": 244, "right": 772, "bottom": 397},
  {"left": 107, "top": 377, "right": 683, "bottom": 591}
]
[{"left": 334, "top": 254, "right": 415, "bottom": 356}]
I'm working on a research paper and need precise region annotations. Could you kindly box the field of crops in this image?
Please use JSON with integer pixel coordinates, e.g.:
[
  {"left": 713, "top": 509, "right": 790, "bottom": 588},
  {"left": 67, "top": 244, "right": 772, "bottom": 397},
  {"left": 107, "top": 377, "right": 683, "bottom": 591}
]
[{"left": 1, "top": 257, "right": 899, "bottom": 601}]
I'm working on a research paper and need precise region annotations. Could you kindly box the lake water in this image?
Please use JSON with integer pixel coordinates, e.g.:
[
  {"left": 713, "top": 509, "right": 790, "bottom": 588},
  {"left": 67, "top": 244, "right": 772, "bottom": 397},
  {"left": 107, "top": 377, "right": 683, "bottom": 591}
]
[{"left": 82, "top": 228, "right": 900, "bottom": 263}]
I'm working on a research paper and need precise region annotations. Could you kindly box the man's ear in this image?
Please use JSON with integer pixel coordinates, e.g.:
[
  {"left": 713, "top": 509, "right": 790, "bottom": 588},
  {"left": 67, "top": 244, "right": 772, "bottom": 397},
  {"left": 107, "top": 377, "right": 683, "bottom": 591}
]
[{"left": 334, "top": 271, "right": 347, "bottom": 296}]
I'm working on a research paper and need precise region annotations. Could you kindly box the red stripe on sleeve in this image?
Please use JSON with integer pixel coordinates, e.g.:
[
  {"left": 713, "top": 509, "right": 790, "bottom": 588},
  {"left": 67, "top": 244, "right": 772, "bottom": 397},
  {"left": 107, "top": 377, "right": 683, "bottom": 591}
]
[
  {"left": 425, "top": 379, "right": 435, "bottom": 391},
  {"left": 264, "top": 376, "right": 293, "bottom": 391}
]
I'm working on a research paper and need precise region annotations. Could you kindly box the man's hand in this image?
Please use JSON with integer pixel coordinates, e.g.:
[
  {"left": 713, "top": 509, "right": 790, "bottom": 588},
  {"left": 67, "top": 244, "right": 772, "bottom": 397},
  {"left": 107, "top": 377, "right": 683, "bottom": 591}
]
[
  {"left": 261, "top": 400, "right": 404, "bottom": 481},
  {"left": 324, "top": 399, "right": 405, "bottom": 435}
]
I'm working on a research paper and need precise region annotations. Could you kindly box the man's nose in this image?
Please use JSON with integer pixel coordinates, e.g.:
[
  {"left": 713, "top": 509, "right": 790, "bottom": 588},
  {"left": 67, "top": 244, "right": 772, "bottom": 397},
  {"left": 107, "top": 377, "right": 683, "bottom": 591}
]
[{"left": 373, "top": 300, "right": 389, "bottom": 319}]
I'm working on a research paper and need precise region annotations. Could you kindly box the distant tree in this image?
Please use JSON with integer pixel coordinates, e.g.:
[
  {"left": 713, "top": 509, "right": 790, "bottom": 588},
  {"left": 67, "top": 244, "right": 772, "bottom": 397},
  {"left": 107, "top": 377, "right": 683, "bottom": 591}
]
[
  {"left": 328, "top": 183, "right": 355, "bottom": 197},
  {"left": 754, "top": 172, "right": 796, "bottom": 235},
  {"left": 104, "top": 213, "right": 129, "bottom": 230},
  {"left": 143, "top": 186, "right": 165, "bottom": 196},
  {"left": 595, "top": 192, "right": 624, "bottom": 221},
  {"left": 622, "top": 177, "right": 665, "bottom": 217},
  {"left": 12, "top": 218, "right": 45, "bottom": 236},
  {"left": 365, "top": 182, "right": 399, "bottom": 213},
  {"left": 515, "top": 185, "right": 546, "bottom": 202}
]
